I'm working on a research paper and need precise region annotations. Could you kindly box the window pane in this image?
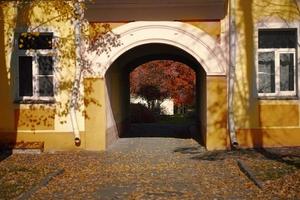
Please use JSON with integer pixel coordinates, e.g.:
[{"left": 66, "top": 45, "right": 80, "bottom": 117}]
[
  {"left": 18, "top": 32, "right": 53, "bottom": 50},
  {"left": 19, "top": 56, "right": 33, "bottom": 96},
  {"left": 259, "top": 29, "right": 296, "bottom": 48},
  {"left": 280, "top": 53, "right": 294, "bottom": 91},
  {"left": 258, "top": 52, "right": 275, "bottom": 93},
  {"left": 39, "top": 76, "right": 54, "bottom": 96},
  {"left": 38, "top": 56, "right": 53, "bottom": 75}
]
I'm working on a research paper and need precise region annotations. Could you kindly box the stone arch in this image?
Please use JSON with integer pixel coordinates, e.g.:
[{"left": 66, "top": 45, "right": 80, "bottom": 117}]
[
  {"left": 93, "top": 21, "right": 227, "bottom": 76},
  {"left": 86, "top": 21, "right": 229, "bottom": 150}
]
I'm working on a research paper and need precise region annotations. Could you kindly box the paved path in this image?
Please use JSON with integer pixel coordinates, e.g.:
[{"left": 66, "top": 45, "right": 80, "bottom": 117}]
[
  {"left": 36, "top": 138, "right": 259, "bottom": 199},
  {"left": 1, "top": 138, "right": 298, "bottom": 199}
]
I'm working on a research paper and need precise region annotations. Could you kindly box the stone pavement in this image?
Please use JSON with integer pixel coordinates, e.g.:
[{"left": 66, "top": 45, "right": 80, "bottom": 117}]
[{"left": 0, "top": 138, "right": 299, "bottom": 199}]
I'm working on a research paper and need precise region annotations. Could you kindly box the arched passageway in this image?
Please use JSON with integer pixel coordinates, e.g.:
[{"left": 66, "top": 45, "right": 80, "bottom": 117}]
[
  {"left": 89, "top": 21, "right": 228, "bottom": 150},
  {"left": 105, "top": 43, "right": 206, "bottom": 145}
]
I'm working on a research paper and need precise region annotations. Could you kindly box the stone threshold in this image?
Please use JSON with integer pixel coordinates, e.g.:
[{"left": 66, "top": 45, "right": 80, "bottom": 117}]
[{"left": 0, "top": 141, "right": 44, "bottom": 154}]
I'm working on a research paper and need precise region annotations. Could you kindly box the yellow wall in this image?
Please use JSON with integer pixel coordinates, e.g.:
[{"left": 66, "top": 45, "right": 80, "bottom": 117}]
[
  {"left": 0, "top": 77, "right": 106, "bottom": 151},
  {"left": 188, "top": 21, "right": 221, "bottom": 40},
  {"left": 206, "top": 76, "right": 230, "bottom": 150},
  {"left": 0, "top": 3, "right": 17, "bottom": 132},
  {"left": 233, "top": 0, "right": 300, "bottom": 148},
  {"left": 15, "top": 108, "right": 55, "bottom": 130},
  {"left": 259, "top": 103, "right": 299, "bottom": 127},
  {"left": 84, "top": 78, "right": 106, "bottom": 151},
  {"left": 2, "top": 0, "right": 299, "bottom": 151},
  {"left": 89, "top": 21, "right": 220, "bottom": 40},
  {"left": 0, "top": 3, "right": 228, "bottom": 151},
  {"left": 0, "top": 1, "right": 87, "bottom": 150},
  {"left": 237, "top": 128, "right": 300, "bottom": 148}
]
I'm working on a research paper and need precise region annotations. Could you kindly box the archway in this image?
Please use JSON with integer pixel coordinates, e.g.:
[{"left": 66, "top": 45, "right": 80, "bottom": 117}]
[
  {"left": 105, "top": 43, "right": 206, "bottom": 145},
  {"left": 94, "top": 21, "right": 226, "bottom": 76},
  {"left": 90, "top": 21, "right": 228, "bottom": 149}
]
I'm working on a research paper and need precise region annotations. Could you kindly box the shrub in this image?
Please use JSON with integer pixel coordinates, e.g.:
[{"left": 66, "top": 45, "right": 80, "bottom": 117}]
[{"left": 130, "top": 103, "right": 156, "bottom": 123}]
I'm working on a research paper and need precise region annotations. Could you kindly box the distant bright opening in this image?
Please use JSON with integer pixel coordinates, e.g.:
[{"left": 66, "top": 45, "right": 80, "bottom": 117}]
[{"left": 130, "top": 60, "right": 196, "bottom": 121}]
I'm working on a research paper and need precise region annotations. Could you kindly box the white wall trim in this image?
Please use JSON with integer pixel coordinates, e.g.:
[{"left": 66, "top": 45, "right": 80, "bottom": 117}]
[{"left": 89, "top": 21, "right": 227, "bottom": 77}]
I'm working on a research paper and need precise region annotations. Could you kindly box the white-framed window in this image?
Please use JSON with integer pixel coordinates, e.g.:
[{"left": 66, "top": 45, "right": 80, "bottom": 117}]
[
  {"left": 257, "top": 29, "right": 297, "bottom": 97},
  {"left": 16, "top": 32, "right": 55, "bottom": 102}
]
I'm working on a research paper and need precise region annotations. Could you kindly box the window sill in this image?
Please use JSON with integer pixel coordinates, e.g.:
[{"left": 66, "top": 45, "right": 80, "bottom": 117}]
[
  {"left": 14, "top": 99, "right": 56, "bottom": 104},
  {"left": 258, "top": 96, "right": 298, "bottom": 100}
]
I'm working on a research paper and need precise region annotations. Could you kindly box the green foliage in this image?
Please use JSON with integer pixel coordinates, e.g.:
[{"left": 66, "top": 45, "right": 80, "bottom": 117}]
[{"left": 130, "top": 103, "right": 156, "bottom": 123}]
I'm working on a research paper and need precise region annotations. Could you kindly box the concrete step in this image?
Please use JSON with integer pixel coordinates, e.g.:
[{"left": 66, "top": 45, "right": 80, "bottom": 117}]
[{"left": 0, "top": 141, "right": 44, "bottom": 154}]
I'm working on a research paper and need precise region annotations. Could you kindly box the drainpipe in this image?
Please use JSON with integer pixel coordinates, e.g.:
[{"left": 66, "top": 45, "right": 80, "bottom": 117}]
[
  {"left": 70, "top": 0, "right": 84, "bottom": 146},
  {"left": 228, "top": 0, "right": 239, "bottom": 148}
]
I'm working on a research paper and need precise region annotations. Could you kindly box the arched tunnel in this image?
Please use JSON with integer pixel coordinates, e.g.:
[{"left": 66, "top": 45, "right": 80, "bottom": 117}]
[{"left": 104, "top": 43, "right": 207, "bottom": 147}]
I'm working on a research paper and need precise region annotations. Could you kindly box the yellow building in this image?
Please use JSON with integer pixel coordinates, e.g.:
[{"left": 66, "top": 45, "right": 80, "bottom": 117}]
[{"left": 0, "top": 0, "right": 299, "bottom": 151}]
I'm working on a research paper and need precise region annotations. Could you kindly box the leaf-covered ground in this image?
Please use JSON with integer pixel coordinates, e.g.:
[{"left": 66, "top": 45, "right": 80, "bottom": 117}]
[{"left": 0, "top": 138, "right": 299, "bottom": 200}]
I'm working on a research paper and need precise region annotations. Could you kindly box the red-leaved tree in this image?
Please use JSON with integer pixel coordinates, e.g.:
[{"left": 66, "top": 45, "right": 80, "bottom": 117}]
[{"left": 130, "top": 60, "right": 196, "bottom": 110}]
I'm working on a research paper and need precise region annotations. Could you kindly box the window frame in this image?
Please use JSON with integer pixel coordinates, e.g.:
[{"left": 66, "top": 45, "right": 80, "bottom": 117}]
[
  {"left": 257, "top": 48, "right": 296, "bottom": 97},
  {"left": 256, "top": 26, "right": 298, "bottom": 99},
  {"left": 15, "top": 31, "right": 57, "bottom": 103}
]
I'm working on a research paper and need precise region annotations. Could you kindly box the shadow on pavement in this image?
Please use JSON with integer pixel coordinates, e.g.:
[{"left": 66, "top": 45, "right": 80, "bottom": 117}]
[
  {"left": 0, "top": 150, "right": 12, "bottom": 162},
  {"left": 122, "top": 123, "right": 192, "bottom": 139},
  {"left": 173, "top": 146, "right": 300, "bottom": 166},
  {"left": 254, "top": 148, "right": 300, "bottom": 169},
  {"left": 173, "top": 146, "right": 206, "bottom": 155}
]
